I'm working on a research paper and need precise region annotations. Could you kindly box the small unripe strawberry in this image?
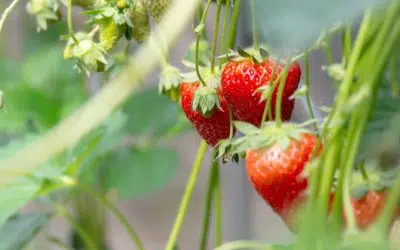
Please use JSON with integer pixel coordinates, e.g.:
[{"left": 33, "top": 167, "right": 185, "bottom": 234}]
[
  {"left": 143, "top": 0, "right": 170, "bottom": 22},
  {"left": 99, "top": 18, "right": 126, "bottom": 52},
  {"left": 128, "top": 0, "right": 150, "bottom": 43}
]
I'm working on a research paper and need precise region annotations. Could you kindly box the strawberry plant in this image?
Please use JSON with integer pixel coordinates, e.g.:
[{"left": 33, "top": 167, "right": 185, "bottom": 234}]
[{"left": 1, "top": 0, "right": 400, "bottom": 249}]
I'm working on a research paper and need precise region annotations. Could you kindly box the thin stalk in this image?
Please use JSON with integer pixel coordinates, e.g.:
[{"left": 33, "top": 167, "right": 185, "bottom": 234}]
[
  {"left": 0, "top": 0, "right": 22, "bottom": 35},
  {"left": 214, "top": 161, "right": 222, "bottom": 247},
  {"left": 68, "top": 0, "right": 79, "bottom": 44},
  {"left": 219, "top": 0, "right": 231, "bottom": 69},
  {"left": 57, "top": 208, "right": 97, "bottom": 250},
  {"left": 77, "top": 184, "right": 145, "bottom": 250},
  {"left": 165, "top": 140, "right": 209, "bottom": 250},
  {"left": 210, "top": 2, "right": 222, "bottom": 73},
  {"left": 342, "top": 22, "right": 353, "bottom": 66},
  {"left": 261, "top": 60, "right": 280, "bottom": 125},
  {"left": 304, "top": 52, "right": 319, "bottom": 134},
  {"left": 199, "top": 156, "right": 218, "bottom": 250},
  {"left": 274, "top": 57, "right": 292, "bottom": 128},
  {"left": 227, "top": 0, "right": 241, "bottom": 49},
  {"left": 195, "top": 0, "right": 213, "bottom": 86},
  {"left": 250, "top": 0, "right": 259, "bottom": 51}
]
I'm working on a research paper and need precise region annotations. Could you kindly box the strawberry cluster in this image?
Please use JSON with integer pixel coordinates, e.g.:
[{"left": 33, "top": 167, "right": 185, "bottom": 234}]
[{"left": 167, "top": 47, "right": 400, "bottom": 233}]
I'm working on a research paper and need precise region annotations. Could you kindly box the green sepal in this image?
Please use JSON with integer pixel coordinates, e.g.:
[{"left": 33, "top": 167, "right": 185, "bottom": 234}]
[
  {"left": 191, "top": 86, "right": 221, "bottom": 117},
  {"left": 218, "top": 46, "right": 271, "bottom": 64},
  {"left": 215, "top": 138, "right": 241, "bottom": 164},
  {"left": 158, "top": 65, "right": 183, "bottom": 102},
  {"left": 322, "top": 63, "right": 346, "bottom": 81},
  {"left": 230, "top": 122, "right": 313, "bottom": 156},
  {"left": 62, "top": 32, "right": 108, "bottom": 75},
  {"left": 289, "top": 84, "right": 309, "bottom": 100},
  {"left": 26, "top": 0, "right": 61, "bottom": 32}
]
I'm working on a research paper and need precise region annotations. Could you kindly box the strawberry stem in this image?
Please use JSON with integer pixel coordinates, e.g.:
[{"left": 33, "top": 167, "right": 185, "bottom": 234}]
[
  {"left": 165, "top": 140, "right": 208, "bottom": 250},
  {"left": 227, "top": 0, "right": 241, "bottom": 49},
  {"left": 274, "top": 57, "right": 292, "bottom": 128},
  {"left": 304, "top": 52, "right": 319, "bottom": 135},
  {"left": 218, "top": 0, "right": 231, "bottom": 69},
  {"left": 195, "top": 0, "right": 212, "bottom": 86},
  {"left": 75, "top": 183, "right": 145, "bottom": 250},
  {"left": 214, "top": 159, "right": 222, "bottom": 247},
  {"left": 0, "top": 0, "right": 22, "bottom": 36},
  {"left": 210, "top": 1, "right": 223, "bottom": 73},
  {"left": 199, "top": 155, "right": 218, "bottom": 250},
  {"left": 261, "top": 58, "right": 280, "bottom": 125},
  {"left": 57, "top": 206, "right": 98, "bottom": 250},
  {"left": 68, "top": 0, "right": 79, "bottom": 44},
  {"left": 342, "top": 21, "right": 353, "bottom": 67},
  {"left": 250, "top": 0, "right": 259, "bottom": 51}
]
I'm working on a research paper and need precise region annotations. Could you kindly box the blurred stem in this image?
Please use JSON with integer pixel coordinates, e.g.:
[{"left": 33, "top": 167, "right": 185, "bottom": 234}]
[
  {"left": 227, "top": 0, "right": 241, "bottom": 49},
  {"left": 196, "top": 1, "right": 207, "bottom": 40},
  {"left": 214, "top": 160, "right": 222, "bottom": 247},
  {"left": 274, "top": 57, "right": 292, "bottom": 128},
  {"left": 68, "top": 0, "right": 79, "bottom": 44},
  {"left": 342, "top": 21, "right": 353, "bottom": 66},
  {"left": 77, "top": 183, "right": 145, "bottom": 250},
  {"left": 199, "top": 153, "right": 218, "bottom": 250},
  {"left": 0, "top": 0, "right": 21, "bottom": 36},
  {"left": 250, "top": 0, "right": 259, "bottom": 51},
  {"left": 214, "top": 241, "right": 273, "bottom": 250},
  {"left": 219, "top": 0, "right": 231, "bottom": 69},
  {"left": 195, "top": 0, "right": 212, "bottom": 86},
  {"left": 210, "top": 1, "right": 222, "bottom": 73},
  {"left": 57, "top": 207, "right": 97, "bottom": 250},
  {"left": 165, "top": 140, "right": 208, "bottom": 250},
  {"left": 261, "top": 60, "right": 280, "bottom": 125},
  {"left": 304, "top": 52, "right": 319, "bottom": 134}
]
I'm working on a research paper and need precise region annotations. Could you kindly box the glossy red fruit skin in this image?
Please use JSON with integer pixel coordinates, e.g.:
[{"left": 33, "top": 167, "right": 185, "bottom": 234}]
[
  {"left": 221, "top": 58, "right": 301, "bottom": 127},
  {"left": 180, "top": 82, "right": 232, "bottom": 146},
  {"left": 245, "top": 133, "right": 319, "bottom": 214}
]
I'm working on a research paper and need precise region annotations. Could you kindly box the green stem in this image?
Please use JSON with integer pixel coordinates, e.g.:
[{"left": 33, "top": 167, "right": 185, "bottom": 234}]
[
  {"left": 250, "top": 0, "right": 259, "bottom": 51},
  {"left": 214, "top": 241, "right": 273, "bottom": 250},
  {"left": 227, "top": 0, "right": 241, "bottom": 49},
  {"left": 376, "top": 171, "right": 400, "bottom": 232},
  {"left": 195, "top": 0, "right": 213, "bottom": 86},
  {"left": 68, "top": 0, "right": 79, "bottom": 44},
  {"left": 304, "top": 52, "right": 319, "bottom": 134},
  {"left": 214, "top": 161, "right": 222, "bottom": 247},
  {"left": 199, "top": 156, "right": 218, "bottom": 250},
  {"left": 165, "top": 140, "right": 208, "bottom": 250},
  {"left": 261, "top": 59, "right": 280, "bottom": 125},
  {"left": 196, "top": 1, "right": 208, "bottom": 40},
  {"left": 77, "top": 184, "right": 145, "bottom": 250},
  {"left": 57, "top": 207, "right": 97, "bottom": 250},
  {"left": 342, "top": 22, "right": 353, "bottom": 66},
  {"left": 228, "top": 106, "right": 234, "bottom": 139},
  {"left": 274, "top": 57, "right": 292, "bottom": 128},
  {"left": 210, "top": 2, "right": 222, "bottom": 73},
  {"left": 219, "top": 0, "right": 231, "bottom": 69},
  {"left": 0, "top": 0, "right": 21, "bottom": 36}
]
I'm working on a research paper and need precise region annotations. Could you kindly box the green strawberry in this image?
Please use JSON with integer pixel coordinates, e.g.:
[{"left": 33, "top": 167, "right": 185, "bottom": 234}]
[
  {"left": 128, "top": 0, "right": 150, "bottom": 43},
  {"left": 143, "top": 0, "right": 170, "bottom": 22},
  {"left": 99, "top": 18, "right": 126, "bottom": 52}
]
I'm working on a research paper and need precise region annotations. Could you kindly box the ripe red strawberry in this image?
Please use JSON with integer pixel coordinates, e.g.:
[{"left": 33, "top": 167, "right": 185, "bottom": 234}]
[
  {"left": 245, "top": 133, "right": 319, "bottom": 214},
  {"left": 180, "top": 82, "right": 231, "bottom": 146},
  {"left": 221, "top": 58, "right": 301, "bottom": 127}
]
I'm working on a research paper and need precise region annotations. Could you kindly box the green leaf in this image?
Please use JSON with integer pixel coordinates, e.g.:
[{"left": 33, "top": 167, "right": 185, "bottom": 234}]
[
  {"left": 123, "top": 87, "right": 186, "bottom": 137},
  {"left": 0, "top": 212, "right": 50, "bottom": 250},
  {"left": 103, "top": 147, "right": 178, "bottom": 200},
  {"left": 253, "top": 0, "right": 384, "bottom": 52}
]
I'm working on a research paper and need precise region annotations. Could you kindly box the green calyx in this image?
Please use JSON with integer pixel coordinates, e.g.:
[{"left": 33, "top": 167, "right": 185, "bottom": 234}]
[
  {"left": 191, "top": 86, "right": 221, "bottom": 117},
  {"left": 350, "top": 163, "right": 400, "bottom": 199},
  {"left": 217, "top": 45, "right": 271, "bottom": 65},
  {"left": 62, "top": 31, "right": 108, "bottom": 74},
  {"left": 159, "top": 65, "right": 183, "bottom": 102},
  {"left": 26, "top": 0, "right": 61, "bottom": 32},
  {"left": 230, "top": 121, "right": 314, "bottom": 156}
]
